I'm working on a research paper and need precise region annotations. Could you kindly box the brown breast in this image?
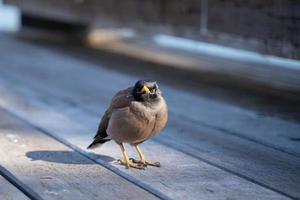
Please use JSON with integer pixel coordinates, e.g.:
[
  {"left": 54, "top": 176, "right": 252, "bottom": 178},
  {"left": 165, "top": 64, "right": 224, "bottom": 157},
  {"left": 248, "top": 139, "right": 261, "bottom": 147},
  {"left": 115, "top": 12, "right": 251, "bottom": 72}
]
[{"left": 107, "top": 97, "right": 168, "bottom": 144}]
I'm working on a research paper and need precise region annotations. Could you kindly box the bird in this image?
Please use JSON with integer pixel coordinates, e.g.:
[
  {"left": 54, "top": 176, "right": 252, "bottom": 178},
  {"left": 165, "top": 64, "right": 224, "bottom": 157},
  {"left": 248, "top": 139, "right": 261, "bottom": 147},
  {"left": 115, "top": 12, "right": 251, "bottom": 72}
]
[{"left": 87, "top": 80, "right": 168, "bottom": 169}]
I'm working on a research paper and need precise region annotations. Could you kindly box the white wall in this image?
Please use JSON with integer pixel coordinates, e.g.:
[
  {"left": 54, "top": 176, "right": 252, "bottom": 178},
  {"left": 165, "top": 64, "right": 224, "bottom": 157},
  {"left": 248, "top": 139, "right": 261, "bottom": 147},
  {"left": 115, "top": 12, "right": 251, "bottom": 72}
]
[{"left": 0, "top": 0, "right": 20, "bottom": 32}]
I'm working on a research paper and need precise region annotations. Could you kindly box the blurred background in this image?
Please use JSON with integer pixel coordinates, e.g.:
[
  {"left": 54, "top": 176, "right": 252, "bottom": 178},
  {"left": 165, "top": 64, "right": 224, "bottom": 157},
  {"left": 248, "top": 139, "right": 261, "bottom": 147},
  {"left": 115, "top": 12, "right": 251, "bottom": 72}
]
[
  {"left": 2, "top": 0, "right": 300, "bottom": 57},
  {"left": 1, "top": 0, "right": 299, "bottom": 120}
]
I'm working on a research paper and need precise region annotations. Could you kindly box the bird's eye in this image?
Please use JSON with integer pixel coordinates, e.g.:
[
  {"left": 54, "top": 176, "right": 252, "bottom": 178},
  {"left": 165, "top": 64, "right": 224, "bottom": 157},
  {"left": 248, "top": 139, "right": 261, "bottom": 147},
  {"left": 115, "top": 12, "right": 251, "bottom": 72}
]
[
  {"left": 137, "top": 87, "right": 146, "bottom": 94},
  {"left": 150, "top": 88, "right": 156, "bottom": 94}
]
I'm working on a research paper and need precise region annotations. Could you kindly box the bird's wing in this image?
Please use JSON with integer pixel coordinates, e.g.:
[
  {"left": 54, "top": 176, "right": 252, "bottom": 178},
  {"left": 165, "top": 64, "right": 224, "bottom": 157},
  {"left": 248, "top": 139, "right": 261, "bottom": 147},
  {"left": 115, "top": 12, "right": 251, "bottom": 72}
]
[{"left": 94, "top": 87, "right": 134, "bottom": 140}]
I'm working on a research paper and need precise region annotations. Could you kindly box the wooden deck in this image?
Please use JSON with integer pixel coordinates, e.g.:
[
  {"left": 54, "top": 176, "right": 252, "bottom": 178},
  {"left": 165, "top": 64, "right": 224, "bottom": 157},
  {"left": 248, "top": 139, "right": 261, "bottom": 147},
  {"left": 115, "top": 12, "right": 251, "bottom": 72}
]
[{"left": 0, "top": 33, "right": 299, "bottom": 200}]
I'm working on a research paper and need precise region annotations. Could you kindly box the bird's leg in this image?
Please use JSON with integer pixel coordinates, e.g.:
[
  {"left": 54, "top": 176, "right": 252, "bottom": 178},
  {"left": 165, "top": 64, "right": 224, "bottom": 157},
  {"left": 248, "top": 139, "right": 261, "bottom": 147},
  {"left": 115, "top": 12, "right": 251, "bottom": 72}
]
[
  {"left": 117, "top": 143, "right": 144, "bottom": 169},
  {"left": 131, "top": 144, "right": 160, "bottom": 167}
]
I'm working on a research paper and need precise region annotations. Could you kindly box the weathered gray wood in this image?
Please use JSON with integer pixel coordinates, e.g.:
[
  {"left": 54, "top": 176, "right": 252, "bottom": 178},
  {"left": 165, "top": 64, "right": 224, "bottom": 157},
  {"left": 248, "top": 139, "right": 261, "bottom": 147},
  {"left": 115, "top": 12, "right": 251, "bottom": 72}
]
[
  {"left": 0, "top": 109, "right": 157, "bottom": 200},
  {"left": 0, "top": 35, "right": 295, "bottom": 199},
  {"left": 0, "top": 34, "right": 299, "bottom": 158},
  {"left": 0, "top": 35, "right": 299, "bottom": 198},
  {"left": 0, "top": 176, "right": 29, "bottom": 200},
  {"left": 1, "top": 75, "right": 299, "bottom": 199},
  {"left": 0, "top": 93, "right": 289, "bottom": 200},
  {"left": 0, "top": 72, "right": 298, "bottom": 200}
]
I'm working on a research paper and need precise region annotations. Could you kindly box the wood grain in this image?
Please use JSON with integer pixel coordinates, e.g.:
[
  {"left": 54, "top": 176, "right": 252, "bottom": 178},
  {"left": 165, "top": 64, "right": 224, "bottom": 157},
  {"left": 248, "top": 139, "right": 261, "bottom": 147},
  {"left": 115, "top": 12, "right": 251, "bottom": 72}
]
[
  {"left": 0, "top": 35, "right": 296, "bottom": 199},
  {"left": 0, "top": 109, "right": 157, "bottom": 200},
  {"left": 0, "top": 35, "right": 299, "bottom": 158},
  {"left": 0, "top": 176, "right": 29, "bottom": 200}
]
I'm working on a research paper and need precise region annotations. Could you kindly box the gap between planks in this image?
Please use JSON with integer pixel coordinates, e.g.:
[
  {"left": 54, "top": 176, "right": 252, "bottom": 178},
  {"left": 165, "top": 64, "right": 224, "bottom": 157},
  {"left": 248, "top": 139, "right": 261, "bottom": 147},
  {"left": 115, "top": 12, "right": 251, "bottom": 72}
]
[
  {"left": 0, "top": 73, "right": 299, "bottom": 198},
  {"left": 0, "top": 108, "right": 164, "bottom": 200},
  {"left": 0, "top": 174, "right": 34, "bottom": 200},
  {"left": 0, "top": 107, "right": 170, "bottom": 200},
  {"left": 0, "top": 35, "right": 298, "bottom": 198},
  {"left": 0, "top": 101, "right": 294, "bottom": 200},
  {"left": 0, "top": 43, "right": 299, "bottom": 158},
  {"left": 0, "top": 166, "right": 42, "bottom": 200}
]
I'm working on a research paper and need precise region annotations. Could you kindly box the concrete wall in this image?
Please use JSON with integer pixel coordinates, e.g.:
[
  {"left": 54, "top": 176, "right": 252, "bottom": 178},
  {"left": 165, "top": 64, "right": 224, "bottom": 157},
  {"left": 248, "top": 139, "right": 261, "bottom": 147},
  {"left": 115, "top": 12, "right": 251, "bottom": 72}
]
[
  {"left": 5, "top": 0, "right": 300, "bottom": 59},
  {"left": 207, "top": 1, "right": 300, "bottom": 59}
]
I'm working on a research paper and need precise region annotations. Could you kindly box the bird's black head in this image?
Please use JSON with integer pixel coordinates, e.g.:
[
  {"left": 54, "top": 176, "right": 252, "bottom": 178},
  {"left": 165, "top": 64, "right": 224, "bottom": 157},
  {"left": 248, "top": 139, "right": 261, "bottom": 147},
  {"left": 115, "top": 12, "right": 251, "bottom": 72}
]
[{"left": 132, "top": 80, "right": 161, "bottom": 102}]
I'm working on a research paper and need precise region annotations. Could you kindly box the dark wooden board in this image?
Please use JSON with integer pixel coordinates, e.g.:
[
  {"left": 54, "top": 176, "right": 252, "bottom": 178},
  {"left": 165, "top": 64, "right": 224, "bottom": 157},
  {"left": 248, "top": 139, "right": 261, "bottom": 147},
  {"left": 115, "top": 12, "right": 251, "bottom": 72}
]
[
  {"left": 0, "top": 176, "right": 29, "bottom": 200},
  {"left": 0, "top": 35, "right": 297, "bottom": 199},
  {"left": 0, "top": 109, "right": 157, "bottom": 200}
]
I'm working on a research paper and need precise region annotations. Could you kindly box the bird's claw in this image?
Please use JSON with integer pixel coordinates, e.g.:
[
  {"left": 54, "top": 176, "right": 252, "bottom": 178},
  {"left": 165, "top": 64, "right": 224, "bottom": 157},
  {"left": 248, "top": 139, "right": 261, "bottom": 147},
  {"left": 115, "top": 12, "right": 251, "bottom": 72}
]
[
  {"left": 117, "top": 159, "right": 145, "bottom": 169},
  {"left": 129, "top": 158, "right": 147, "bottom": 167},
  {"left": 129, "top": 158, "right": 161, "bottom": 167}
]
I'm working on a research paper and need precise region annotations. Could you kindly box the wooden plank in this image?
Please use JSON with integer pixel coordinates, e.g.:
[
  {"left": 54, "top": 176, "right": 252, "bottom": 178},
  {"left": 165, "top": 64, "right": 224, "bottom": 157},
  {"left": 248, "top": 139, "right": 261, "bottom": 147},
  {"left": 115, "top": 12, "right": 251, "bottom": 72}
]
[
  {"left": 0, "top": 176, "right": 29, "bottom": 200},
  {"left": 0, "top": 109, "right": 158, "bottom": 200},
  {"left": 0, "top": 95, "right": 290, "bottom": 200},
  {"left": 0, "top": 35, "right": 299, "bottom": 200},
  {"left": 0, "top": 34, "right": 299, "bottom": 195},
  {"left": 0, "top": 72, "right": 298, "bottom": 200},
  {"left": 0, "top": 34, "right": 299, "bottom": 158},
  {"left": 0, "top": 37, "right": 294, "bottom": 199}
]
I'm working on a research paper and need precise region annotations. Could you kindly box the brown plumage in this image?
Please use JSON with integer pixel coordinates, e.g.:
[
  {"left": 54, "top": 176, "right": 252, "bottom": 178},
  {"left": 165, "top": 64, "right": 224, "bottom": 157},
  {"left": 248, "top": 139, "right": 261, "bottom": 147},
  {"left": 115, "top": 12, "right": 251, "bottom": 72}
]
[{"left": 88, "top": 80, "right": 168, "bottom": 169}]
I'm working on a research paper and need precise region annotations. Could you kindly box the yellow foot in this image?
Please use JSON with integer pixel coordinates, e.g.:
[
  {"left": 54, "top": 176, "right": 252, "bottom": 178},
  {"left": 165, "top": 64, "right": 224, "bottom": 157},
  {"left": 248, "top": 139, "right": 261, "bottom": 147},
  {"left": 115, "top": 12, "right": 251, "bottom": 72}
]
[
  {"left": 117, "top": 159, "right": 145, "bottom": 169},
  {"left": 130, "top": 158, "right": 161, "bottom": 167}
]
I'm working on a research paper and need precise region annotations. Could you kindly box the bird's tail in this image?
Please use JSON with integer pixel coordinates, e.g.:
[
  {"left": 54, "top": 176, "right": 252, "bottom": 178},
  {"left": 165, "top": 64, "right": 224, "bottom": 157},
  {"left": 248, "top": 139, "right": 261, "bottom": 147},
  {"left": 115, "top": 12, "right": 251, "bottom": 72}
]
[{"left": 87, "top": 138, "right": 111, "bottom": 149}]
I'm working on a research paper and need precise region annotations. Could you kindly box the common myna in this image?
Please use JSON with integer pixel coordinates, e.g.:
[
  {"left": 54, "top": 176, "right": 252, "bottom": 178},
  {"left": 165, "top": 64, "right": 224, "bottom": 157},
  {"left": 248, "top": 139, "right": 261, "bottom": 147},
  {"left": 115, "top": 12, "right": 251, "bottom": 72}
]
[{"left": 88, "top": 80, "right": 168, "bottom": 169}]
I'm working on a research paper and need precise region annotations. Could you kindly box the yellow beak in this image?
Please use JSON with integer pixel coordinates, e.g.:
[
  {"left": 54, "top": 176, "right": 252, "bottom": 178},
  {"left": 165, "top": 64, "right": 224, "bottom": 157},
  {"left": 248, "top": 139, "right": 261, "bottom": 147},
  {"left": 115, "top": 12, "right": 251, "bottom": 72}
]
[{"left": 141, "top": 85, "right": 151, "bottom": 94}]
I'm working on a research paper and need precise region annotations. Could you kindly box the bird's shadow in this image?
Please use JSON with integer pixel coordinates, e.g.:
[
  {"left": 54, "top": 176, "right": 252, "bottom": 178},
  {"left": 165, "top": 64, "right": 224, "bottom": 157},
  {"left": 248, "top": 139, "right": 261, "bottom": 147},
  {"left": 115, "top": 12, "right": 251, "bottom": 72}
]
[{"left": 26, "top": 150, "right": 115, "bottom": 164}]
